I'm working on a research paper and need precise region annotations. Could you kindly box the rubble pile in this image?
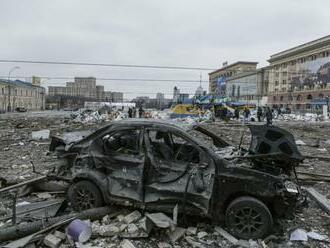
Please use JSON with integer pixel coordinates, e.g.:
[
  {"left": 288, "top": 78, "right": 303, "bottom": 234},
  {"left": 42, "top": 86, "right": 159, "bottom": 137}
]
[
  {"left": 276, "top": 113, "right": 329, "bottom": 122},
  {"left": 1, "top": 111, "right": 330, "bottom": 247},
  {"left": 71, "top": 109, "right": 127, "bottom": 124}
]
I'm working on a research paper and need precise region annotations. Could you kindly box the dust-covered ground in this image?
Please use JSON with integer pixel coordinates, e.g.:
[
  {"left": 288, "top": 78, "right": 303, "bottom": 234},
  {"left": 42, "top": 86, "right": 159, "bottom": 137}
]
[{"left": 0, "top": 111, "right": 329, "bottom": 247}]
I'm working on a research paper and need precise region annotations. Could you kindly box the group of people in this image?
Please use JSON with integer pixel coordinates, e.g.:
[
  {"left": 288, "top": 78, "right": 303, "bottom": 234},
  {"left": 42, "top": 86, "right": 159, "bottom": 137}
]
[
  {"left": 128, "top": 106, "right": 145, "bottom": 118},
  {"left": 230, "top": 106, "right": 276, "bottom": 126}
]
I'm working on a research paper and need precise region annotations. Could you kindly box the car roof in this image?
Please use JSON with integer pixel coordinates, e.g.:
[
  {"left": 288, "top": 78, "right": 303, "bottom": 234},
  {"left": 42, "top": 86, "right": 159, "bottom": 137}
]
[{"left": 109, "top": 118, "right": 192, "bottom": 131}]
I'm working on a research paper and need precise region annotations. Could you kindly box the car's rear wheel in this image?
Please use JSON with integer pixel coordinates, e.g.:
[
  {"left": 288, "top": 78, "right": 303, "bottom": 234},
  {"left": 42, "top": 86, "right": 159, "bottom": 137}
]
[
  {"left": 225, "top": 196, "right": 273, "bottom": 239},
  {"left": 67, "top": 180, "right": 104, "bottom": 211}
]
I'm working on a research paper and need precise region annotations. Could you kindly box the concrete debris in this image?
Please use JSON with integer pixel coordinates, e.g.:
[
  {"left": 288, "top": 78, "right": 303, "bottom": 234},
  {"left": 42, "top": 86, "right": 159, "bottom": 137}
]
[
  {"left": 31, "top": 129, "right": 50, "bottom": 140},
  {"left": 186, "top": 227, "right": 198, "bottom": 236},
  {"left": 43, "top": 233, "right": 62, "bottom": 248},
  {"left": 123, "top": 211, "right": 142, "bottom": 224},
  {"left": 168, "top": 227, "right": 186, "bottom": 243},
  {"left": 214, "top": 226, "right": 238, "bottom": 245},
  {"left": 120, "top": 239, "right": 136, "bottom": 248},
  {"left": 197, "top": 231, "right": 208, "bottom": 240},
  {"left": 146, "top": 213, "right": 174, "bottom": 229},
  {"left": 53, "top": 231, "right": 66, "bottom": 240},
  {"left": 295, "top": 139, "right": 306, "bottom": 146},
  {"left": 97, "top": 224, "right": 120, "bottom": 236},
  {"left": 127, "top": 223, "right": 139, "bottom": 234},
  {"left": 184, "top": 236, "right": 205, "bottom": 248},
  {"left": 307, "top": 231, "right": 328, "bottom": 241},
  {"left": 157, "top": 242, "right": 172, "bottom": 248},
  {"left": 290, "top": 229, "right": 308, "bottom": 241}
]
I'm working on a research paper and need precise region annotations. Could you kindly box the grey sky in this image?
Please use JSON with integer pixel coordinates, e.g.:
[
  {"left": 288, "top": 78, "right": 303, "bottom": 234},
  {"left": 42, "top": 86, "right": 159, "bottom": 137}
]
[{"left": 0, "top": 0, "right": 329, "bottom": 99}]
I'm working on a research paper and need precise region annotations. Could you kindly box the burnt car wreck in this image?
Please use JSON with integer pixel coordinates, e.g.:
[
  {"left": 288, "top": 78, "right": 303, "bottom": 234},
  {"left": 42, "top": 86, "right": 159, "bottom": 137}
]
[{"left": 50, "top": 119, "right": 305, "bottom": 239}]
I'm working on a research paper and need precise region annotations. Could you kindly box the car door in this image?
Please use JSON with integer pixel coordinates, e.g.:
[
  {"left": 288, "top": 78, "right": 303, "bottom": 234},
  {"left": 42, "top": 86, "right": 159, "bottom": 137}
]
[
  {"left": 93, "top": 127, "right": 145, "bottom": 202},
  {"left": 143, "top": 128, "right": 215, "bottom": 215}
]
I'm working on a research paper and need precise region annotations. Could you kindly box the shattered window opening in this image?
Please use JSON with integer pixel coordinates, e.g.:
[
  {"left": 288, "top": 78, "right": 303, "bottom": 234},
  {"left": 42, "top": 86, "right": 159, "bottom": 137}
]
[{"left": 102, "top": 129, "right": 141, "bottom": 155}]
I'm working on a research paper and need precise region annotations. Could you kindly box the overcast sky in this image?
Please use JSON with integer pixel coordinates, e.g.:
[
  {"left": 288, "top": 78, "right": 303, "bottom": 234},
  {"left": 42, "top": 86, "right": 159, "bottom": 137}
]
[{"left": 0, "top": 0, "right": 329, "bottom": 99}]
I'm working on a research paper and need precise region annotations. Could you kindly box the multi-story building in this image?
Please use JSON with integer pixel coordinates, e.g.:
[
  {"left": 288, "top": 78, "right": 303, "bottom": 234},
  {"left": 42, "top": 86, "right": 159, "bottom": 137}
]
[
  {"left": 209, "top": 61, "right": 258, "bottom": 95},
  {"left": 267, "top": 35, "right": 330, "bottom": 110},
  {"left": 0, "top": 79, "right": 45, "bottom": 112},
  {"left": 48, "top": 77, "right": 97, "bottom": 98},
  {"left": 111, "top": 92, "right": 123, "bottom": 102},
  {"left": 48, "top": 77, "right": 124, "bottom": 103},
  {"left": 225, "top": 66, "right": 270, "bottom": 105},
  {"left": 208, "top": 61, "right": 270, "bottom": 105}
]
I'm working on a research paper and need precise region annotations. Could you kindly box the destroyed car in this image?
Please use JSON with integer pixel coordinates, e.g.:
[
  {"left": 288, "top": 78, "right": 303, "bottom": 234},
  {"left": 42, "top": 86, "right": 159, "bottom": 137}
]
[{"left": 50, "top": 119, "right": 304, "bottom": 239}]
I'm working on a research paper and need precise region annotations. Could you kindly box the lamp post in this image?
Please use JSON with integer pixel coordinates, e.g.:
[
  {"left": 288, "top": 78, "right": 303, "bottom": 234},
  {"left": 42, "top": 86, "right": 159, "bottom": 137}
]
[{"left": 7, "top": 66, "right": 20, "bottom": 112}]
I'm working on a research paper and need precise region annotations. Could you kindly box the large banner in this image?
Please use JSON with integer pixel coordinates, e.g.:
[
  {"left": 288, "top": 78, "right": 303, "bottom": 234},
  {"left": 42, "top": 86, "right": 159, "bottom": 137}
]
[
  {"left": 216, "top": 76, "right": 226, "bottom": 97},
  {"left": 289, "top": 56, "right": 330, "bottom": 90}
]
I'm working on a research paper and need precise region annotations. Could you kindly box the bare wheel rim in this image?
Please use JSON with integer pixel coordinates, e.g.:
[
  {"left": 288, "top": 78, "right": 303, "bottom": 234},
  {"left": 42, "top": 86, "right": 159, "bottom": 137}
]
[
  {"left": 232, "top": 207, "right": 263, "bottom": 236},
  {"left": 75, "top": 188, "right": 96, "bottom": 209}
]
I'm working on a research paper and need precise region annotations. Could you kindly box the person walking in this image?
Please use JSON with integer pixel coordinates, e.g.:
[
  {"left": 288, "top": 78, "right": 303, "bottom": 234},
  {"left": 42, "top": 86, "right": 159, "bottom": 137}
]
[
  {"left": 128, "top": 107, "right": 133, "bottom": 118},
  {"left": 234, "top": 107, "right": 240, "bottom": 120},
  {"left": 138, "top": 106, "right": 144, "bottom": 118},
  {"left": 266, "top": 107, "right": 273, "bottom": 126},
  {"left": 257, "top": 106, "right": 263, "bottom": 122},
  {"left": 243, "top": 107, "right": 250, "bottom": 123}
]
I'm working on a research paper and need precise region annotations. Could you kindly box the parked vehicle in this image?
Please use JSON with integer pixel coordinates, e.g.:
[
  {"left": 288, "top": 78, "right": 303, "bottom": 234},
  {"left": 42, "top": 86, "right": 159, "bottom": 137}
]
[{"left": 50, "top": 119, "right": 304, "bottom": 239}]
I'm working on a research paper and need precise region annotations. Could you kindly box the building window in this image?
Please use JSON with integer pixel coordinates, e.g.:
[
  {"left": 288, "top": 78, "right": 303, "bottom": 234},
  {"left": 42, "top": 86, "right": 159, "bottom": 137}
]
[
  {"left": 282, "top": 80, "right": 286, "bottom": 84},
  {"left": 275, "top": 72, "right": 279, "bottom": 77},
  {"left": 275, "top": 81, "right": 279, "bottom": 86},
  {"left": 1, "top": 88, "right": 4, "bottom": 95},
  {"left": 307, "top": 94, "right": 313, "bottom": 100},
  {"left": 297, "top": 95, "right": 302, "bottom": 101}
]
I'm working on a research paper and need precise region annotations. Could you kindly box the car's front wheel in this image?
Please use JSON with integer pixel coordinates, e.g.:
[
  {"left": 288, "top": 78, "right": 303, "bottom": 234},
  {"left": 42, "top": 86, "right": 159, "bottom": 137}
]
[
  {"left": 67, "top": 180, "right": 104, "bottom": 211},
  {"left": 225, "top": 196, "right": 273, "bottom": 239}
]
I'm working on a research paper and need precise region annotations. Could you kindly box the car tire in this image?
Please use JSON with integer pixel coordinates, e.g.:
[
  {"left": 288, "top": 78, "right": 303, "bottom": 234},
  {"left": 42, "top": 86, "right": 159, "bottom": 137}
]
[
  {"left": 225, "top": 196, "right": 273, "bottom": 239},
  {"left": 67, "top": 180, "right": 104, "bottom": 211}
]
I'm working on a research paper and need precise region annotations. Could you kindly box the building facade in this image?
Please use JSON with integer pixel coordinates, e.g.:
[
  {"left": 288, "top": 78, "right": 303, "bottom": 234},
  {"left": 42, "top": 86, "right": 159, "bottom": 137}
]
[
  {"left": 225, "top": 66, "right": 270, "bottom": 105},
  {"left": 267, "top": 35, "right": 330, "bottom": 110},
  {"left": 209, "top": 61, "right": 258, "bottom": 95},
  {"left": 0, "top": 79, "right": 45, "bottom": 112},
  {"left": 48, "top": 77, "right": 124, "bottom": 103},
  {"left": 208, "top": 61, "right": 269, "bottom": 105}
]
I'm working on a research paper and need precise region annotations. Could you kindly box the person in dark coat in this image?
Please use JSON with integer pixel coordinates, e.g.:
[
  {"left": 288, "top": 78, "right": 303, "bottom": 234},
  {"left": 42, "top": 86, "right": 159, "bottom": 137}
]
[
  {"left": 128, "top": 107, "right": 133, "bottom": 118},
  {"left": 234, "top": 107, "right": 240, "bottom": 120},
  {"left": 257, "top": 106, "right": 263, "bottom": 122},
  {"left": 266, "top": 107, "right": 273, "bottom": 126},
  {"left": 138, "top": 106, "right": 144, "bottom": 118}
]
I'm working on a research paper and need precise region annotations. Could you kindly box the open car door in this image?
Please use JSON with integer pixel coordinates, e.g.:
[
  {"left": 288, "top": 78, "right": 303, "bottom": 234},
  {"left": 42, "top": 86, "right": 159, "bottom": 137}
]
[
  {"left": 143, "top": 128, "right": 215, "bottom": 215},
  {"left": 89, "top": 127, "right": 145, "bottom": 202}
]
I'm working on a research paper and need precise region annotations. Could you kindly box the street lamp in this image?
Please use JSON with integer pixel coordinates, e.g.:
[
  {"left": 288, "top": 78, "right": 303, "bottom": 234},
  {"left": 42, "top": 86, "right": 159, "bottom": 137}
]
[{"left": 7, "top": 66, "right": 20, "bottom": 112}]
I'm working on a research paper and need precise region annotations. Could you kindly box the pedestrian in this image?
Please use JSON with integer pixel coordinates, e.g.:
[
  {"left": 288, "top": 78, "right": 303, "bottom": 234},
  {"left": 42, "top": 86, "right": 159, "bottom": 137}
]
[
  {"left": 128, "top": 107, "right": 133, "bottom": 118},
  {"left": 234, "top": 107, "right": 240, "bottom": 120},
  {"left": 243, "top": 107, "right": 250, "bottom": 123},
  {"left": 138, "top": 106, "right": 144, "bottom": 118},
  {"left": 133, "top": 107, "right": 137, "bottom": 118},
  {"left": 266, "top": 107, "right": 273, "bottom": 126},
  {"left": 257, "top": 106, "right": 263, "bottom": 122}
]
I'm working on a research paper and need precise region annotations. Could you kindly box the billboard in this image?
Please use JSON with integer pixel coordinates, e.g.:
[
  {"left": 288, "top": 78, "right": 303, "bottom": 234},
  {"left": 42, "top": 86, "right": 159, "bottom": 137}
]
[
  {"left": 289, "top": 56, "right": 330, "bottom": 91},
  {"left": 216, "top": 76, "right": 226, "bottom": 96}
]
